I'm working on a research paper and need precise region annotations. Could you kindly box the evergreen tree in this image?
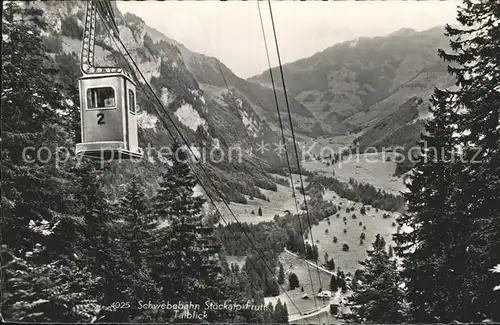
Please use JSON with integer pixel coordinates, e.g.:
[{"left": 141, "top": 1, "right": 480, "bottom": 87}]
[
  {"left": 1, "top": 4, "right": 99, "bottom": 321},
  {"left": 272, "top": 299, "right": 288, "bottom": 323},
  {"left": 277, "top": 262, "right": 285, "bottom": 285},
  {"left": 438, "top": 1, "right": 500, "bottom": 320},
  {"left": 326, "top": 258, "right": 335, "bottom": 270},
  {"left": 258, "top": 206, "right": 262, "bottom": 216},
  {"left": 281, "top": 302, "right": 288, "bottom": 323},
  {"left": 313, "top": 244, "right": 319, "bottom": 262},
  {"left": 148, "top": 144, "right": 223, "bottom": 321},
  {"left": 116, "top": 179, "right": 160, "bottom": 320},
  {"left": 349, "top": 234, "right": 406, "bottom": 322},
  {"left": 394, "top": 88, "right": 467, "bottom": 322},
  {"left": 72, "top": 163, "right": 144, "bottom": 322},
  {"left": 1, "top": 243, "right": 101, "bottom": 322},
  {"left": 1, "top": 1, "right": 74, "bottom": 254},
  {"left": 330, "top": 274, "right": 338, "bottom": 292},
  {"left": 395, "top": 0, "right": 500, "bottom": 321}
]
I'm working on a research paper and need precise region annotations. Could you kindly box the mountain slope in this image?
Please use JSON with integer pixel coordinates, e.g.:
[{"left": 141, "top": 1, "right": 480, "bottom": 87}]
[
  {"left": 36, "top": 1, "right": 291, "bottom": 204},
  {"left": 354, "top": 96, "right": 427, "bottom": 151},
  {"left": 249, "top": 27, "right": 454, "bottom": 134}
]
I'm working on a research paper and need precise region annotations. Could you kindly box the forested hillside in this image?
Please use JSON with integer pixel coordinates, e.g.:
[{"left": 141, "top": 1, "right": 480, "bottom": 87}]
[
  {"left": 0, "top": 3, "right": 290, "bottom": 322},
  {"left": 26, "top": 0, "right": 306, "bottom": 205}
]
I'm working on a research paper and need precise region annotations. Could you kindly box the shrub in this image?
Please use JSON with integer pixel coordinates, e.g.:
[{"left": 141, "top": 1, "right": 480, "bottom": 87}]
[
  {"left": 325, "top": 228, "right": 329, "bottom": 234},
  {"left": 251, "top": 210, "right": 255, "bottom": 215},
  {"left": 392, "top": 222, "right": 396, "bottom": 227},
  {"left": 351, "top": 207, "right": 355, "bottom": 212},
  {"left": 352, "top": 214, "right": 357, "bottom": 219},
  {"left": 333, "top": 236, "right": 338, "bottom": 243},
  {"left": 327, "top": 221, "right": 331, "bottom": 225},
  {"left": 342, "top": 243, "right": 350, "bottom": 252},
  {"left": 363, "top": 225, "right": 366, "bottom": 230},
  {"left": 359, "top": 239, "right": 364, "bottom": 245},
  {"left": 343, "top": 216, "right": 347, "bottom": 221},
  {"left": 360, "top": 206, "right": 366, "bottom": 215},
  {"left": 343, "top": 229, "right": 347, "bottom": 234},
  {"left": 359, "top": 221, "right": 362, "bottom": 226},
  {"left": 360, "top": 232, "right": 366, "bottom": 240}
]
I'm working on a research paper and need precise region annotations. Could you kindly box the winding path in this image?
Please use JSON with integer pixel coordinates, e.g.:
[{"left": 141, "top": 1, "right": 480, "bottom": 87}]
[
  {"left": 289, "top": 304, "right": 331, "bottom": 322},
  {"left": 283, "top": 248, "right": 344, "bottom": 323},
  {"left": 284, "top": 248, "right": 336, "bottom": 276}
]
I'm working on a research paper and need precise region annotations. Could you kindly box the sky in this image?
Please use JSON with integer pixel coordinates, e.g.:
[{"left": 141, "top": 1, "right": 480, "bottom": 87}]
[{"left": 117, "top": 0, "right": 461, "bottom": 79}]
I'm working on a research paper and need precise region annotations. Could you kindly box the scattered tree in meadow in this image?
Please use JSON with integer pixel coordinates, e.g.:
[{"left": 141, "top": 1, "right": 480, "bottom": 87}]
[{"left": 288, "top": 272, "right": 300, "bottom": 290}]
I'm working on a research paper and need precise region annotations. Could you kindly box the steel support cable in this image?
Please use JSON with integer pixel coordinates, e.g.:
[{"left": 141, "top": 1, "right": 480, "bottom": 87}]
[
  {"left": 256, "top": 1, "right": 324, "bottom": 321},
  {"left": 193, "top": 12, "right": 275, "bottom": 184},
  {"left": 189, "top": 9, "right": 291, "bottom": 220},
  {"left": 96, "top": 6, "right": 304, "bottom": 316},
  {"left": 266, "top": 1, "right": 331, "bottom": 323}
]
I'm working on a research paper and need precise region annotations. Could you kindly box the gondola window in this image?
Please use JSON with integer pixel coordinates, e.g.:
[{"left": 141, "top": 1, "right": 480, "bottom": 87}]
[
  {"left": 87, "top": 87, "right": 116, "bottom": 109},
  {"left": 128, "top": 89, "right": 135, "bottom": 114}
]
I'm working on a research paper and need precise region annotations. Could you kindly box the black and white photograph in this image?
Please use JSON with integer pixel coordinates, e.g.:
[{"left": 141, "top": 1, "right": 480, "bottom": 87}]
[{"left": 1, "top": 0, "right": 499, "bottom": 323}]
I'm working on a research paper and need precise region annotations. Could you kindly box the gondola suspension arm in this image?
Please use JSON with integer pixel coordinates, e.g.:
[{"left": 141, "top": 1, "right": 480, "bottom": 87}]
[{"left": 80, "top": 1, "right": 125, "bottom": 76}]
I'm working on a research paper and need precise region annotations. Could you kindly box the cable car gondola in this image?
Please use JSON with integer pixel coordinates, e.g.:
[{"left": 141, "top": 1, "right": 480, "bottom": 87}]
[{"left": 75, "top": 1, "right": 143, "bottom": 160}]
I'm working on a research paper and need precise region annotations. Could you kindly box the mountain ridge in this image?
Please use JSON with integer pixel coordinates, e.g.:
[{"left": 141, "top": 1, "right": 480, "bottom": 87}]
[{"left": 249, "top": 26, "right": 454, "bottom": 139}]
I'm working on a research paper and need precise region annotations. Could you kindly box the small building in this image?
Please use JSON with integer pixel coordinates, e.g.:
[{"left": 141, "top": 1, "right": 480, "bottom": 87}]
[{"left": 316, "top": 290, "right": 332, "bottom": 299}]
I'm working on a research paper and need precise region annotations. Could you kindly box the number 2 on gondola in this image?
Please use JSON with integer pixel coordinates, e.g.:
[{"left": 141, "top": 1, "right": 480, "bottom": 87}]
[{"left": 97, "top": 113, "right": 105, "bottom": 125}]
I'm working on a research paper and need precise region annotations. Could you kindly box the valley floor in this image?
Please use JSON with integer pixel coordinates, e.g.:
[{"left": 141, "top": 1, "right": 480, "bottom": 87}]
[{"left": 223, "top": 147, "right": 408, "bottom": 319}]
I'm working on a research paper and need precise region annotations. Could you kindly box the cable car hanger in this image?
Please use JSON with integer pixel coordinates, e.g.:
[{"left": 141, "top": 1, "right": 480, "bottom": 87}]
[{"left": 75, "top": 0, "right": 143, "bottom": 161}]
